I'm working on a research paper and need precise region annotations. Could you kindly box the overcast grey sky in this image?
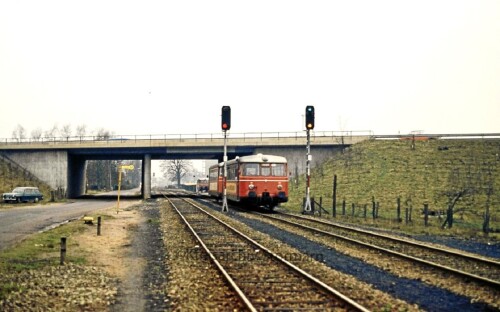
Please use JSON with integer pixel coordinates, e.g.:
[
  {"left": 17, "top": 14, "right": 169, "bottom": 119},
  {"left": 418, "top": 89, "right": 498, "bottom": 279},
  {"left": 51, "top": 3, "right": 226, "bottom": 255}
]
[{"left": 1, "top": 0, "right": 499, "bottom": 139}]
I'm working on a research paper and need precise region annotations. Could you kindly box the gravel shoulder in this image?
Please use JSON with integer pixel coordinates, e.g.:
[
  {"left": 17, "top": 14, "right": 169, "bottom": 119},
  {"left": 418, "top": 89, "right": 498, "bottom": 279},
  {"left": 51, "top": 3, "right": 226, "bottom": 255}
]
[{"left": 0, "top": 200, "right": 168, "bottom": 312}]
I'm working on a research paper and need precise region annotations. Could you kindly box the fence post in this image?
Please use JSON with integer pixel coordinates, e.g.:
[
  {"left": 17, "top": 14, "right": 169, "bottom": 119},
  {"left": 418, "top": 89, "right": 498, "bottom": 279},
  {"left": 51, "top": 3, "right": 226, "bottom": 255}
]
[
  {"left": 97, "top": 216, "right": 102, "bottom": 236},
  {"left": 351, "top": 203, "right": 355, "bottom": 217},
  {"left": 60, "top": 237, "right": 67, "bottom": 265},
  {"left": 372, "top": 197, "right": 376, "bottom": 219},
  {"left": 342, "top": 199, "right": 346, "bottom": 216},
  {"left": 424, "top": 203, "right": 429, "bottom": 226},
  {"left": 318, "top": 197, "right": 322, "bottom": 217},
  {"left": 397, "top": 197, "right": 401, "bottom": 222},
  {"left": 320, "top": 197, "right": 324, "bottom": 216},
  {"left": 332, "top": 175, "right": 337, "bottom": 218}
]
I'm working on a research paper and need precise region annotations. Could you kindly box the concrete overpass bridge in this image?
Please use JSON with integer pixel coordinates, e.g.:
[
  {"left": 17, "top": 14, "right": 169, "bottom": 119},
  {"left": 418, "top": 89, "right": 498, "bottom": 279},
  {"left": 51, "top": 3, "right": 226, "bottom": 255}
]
[{"left": 0, "top": 131, "right": 371, "bottom": 199}]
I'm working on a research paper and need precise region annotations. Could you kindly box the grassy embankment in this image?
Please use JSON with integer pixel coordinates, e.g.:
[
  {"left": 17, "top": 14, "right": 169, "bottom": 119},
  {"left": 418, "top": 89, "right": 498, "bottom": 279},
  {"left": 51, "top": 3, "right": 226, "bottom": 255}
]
[
  {"left": 284, "top": 138, "right": 500, "bottom": 239},
  {"left": 0, "top": 156, "right": 54, "bottom": 207}
]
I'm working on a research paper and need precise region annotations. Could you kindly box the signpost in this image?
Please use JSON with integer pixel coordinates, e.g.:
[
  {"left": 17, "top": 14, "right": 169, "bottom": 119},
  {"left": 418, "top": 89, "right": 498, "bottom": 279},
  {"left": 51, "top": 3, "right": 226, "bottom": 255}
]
[{"left": 117, "top": 164, "right": 134, "bottom": 214}]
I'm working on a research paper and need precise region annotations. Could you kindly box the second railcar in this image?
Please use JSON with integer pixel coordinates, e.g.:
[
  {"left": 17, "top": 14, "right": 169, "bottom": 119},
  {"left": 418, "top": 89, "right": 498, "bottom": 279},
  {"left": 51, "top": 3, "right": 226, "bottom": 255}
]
[
  {"left": 208, "top": 154, "right": 289, "bottom": 209},
  {"left": 196, "top": 178, "right": 209, "bottom": 193}
]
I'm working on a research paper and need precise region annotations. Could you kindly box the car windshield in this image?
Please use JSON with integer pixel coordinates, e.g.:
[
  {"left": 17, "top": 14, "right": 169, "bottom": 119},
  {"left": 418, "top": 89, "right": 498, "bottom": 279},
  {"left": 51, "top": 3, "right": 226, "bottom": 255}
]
[{"left": 12, "top": 188, "right": 24, "bottom": 194}]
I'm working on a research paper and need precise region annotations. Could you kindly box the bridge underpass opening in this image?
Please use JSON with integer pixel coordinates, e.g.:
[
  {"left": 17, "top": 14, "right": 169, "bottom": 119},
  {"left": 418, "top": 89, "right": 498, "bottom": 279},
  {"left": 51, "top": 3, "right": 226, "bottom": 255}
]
[
  {"left": 151, "top": 159, "right": 218, "bottom": 194},
  {"left": 84, "top": 159, "right": 142, "bottom": 198}
]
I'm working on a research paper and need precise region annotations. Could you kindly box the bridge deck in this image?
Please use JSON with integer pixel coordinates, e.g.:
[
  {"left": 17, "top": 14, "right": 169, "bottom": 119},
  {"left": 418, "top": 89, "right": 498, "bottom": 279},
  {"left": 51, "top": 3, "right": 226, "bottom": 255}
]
[{"left": 0, "top": 132, "right": 372, "bottom": 150}]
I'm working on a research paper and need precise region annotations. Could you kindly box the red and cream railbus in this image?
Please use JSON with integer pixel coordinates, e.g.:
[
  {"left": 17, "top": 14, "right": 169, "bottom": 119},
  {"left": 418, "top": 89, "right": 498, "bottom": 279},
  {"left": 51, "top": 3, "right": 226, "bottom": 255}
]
[{"left": 208, "top": 154, "right": 289, "bottom": 209}]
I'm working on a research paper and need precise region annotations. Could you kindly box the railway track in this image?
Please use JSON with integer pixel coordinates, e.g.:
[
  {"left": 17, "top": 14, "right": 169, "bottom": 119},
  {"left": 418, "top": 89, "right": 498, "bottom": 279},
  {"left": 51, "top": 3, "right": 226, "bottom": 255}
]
[
  {"left": 255, "top": 211, "right": 500, "bottom": 290},
  {"left": 166, "top": 195, "right": 370, "bottom": 311}
]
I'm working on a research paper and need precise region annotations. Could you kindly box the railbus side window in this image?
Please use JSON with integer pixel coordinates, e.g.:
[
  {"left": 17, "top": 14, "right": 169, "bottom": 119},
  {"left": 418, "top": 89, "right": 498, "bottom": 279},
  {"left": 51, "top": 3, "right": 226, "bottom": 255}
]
[
  {"left": 209, "top": 168, "right": 218, "bottom": 179},
  {"left": 227, "top": 165, "right": 237, "bottom": 180}
]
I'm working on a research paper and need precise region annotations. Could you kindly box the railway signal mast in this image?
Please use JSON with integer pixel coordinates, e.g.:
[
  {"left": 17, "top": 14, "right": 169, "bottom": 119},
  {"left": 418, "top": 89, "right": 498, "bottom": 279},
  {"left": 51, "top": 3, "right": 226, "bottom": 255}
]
[
  {"left": 221, "top": 106, "right": 231, "bottom": 212},
  {"left": 303, "top": 105, "right": 315, "bottom": 214}
]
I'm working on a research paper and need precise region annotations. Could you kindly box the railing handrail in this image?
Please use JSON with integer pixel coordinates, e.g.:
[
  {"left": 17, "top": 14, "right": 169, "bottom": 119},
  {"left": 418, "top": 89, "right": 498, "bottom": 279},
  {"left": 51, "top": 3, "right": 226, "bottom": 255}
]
[
  {"left": 0, "top": 130, "right": 374, "bottom": 145},
  {"left": 3, "top": 131, "right": 500, "bottom": 146}
]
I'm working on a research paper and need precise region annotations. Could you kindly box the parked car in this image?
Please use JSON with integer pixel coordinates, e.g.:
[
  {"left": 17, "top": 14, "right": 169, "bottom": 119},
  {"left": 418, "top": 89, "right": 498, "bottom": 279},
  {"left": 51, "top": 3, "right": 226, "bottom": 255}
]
[{"left": 2, "top": 187, "right": 44, "bottom": 203}]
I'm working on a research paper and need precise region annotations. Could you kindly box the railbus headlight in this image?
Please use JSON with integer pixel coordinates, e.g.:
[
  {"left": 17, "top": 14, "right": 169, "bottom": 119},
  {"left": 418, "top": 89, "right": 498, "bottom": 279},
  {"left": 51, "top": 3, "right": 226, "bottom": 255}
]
[
  {"left": 248, "top": 183, "right": 255, "bottom": 190},
  {"left": 277, "top": 184, "right": 283, "bottom": 190}
]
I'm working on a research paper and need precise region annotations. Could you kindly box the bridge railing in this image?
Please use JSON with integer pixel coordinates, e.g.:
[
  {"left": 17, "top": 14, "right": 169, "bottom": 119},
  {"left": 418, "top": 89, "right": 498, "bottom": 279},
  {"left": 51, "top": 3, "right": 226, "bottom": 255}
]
[
  {"left": 4, "top": 131, "right": 498, "bottom": 146},
  {"left": 0, "top": 130, "right": 375, "bottom": 145}
]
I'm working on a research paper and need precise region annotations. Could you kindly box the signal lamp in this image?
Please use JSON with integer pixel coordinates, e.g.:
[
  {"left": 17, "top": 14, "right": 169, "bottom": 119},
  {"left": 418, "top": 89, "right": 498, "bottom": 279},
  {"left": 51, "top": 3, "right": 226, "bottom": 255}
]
[
  {"left": 221, "top": 106, "right": 231, "bottom": 131},
  {"left": 305, "top": 105, "right": 315, "bottom": 130}
]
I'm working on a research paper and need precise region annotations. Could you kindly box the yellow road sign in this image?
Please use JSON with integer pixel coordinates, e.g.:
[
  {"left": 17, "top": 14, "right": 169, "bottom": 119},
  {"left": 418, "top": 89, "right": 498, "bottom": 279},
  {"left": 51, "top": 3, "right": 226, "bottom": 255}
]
[{"left": 120, "top": 165, "right": 134, "bottom": 170}]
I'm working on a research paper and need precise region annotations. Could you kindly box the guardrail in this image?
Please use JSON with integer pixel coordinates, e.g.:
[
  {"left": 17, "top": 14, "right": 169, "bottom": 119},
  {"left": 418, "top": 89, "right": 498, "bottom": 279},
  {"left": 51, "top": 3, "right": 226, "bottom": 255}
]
[
  {"left": 373, "top": 133, "right": 500, "bottom": 140},
  {"left": 0, "top": 130, "right": 374, "bottom": 145}
]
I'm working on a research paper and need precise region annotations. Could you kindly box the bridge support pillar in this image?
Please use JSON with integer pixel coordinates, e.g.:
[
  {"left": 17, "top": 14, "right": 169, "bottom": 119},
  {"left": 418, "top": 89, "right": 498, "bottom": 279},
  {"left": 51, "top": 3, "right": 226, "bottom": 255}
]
[
  {"left": 142, "top": 154, "right": 151, "bottom": 199},
  {"left": 67, "top": 156, "right": 86, "bottom": 198}
]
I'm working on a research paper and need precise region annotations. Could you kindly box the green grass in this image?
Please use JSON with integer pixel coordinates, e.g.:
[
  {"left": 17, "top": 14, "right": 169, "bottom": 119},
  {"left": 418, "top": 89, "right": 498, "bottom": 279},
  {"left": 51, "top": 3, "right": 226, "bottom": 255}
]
[
  {"left": 283, "top": 138, "right": 500, "bottom": 239},
  {"left": 0, "top": 220, "right": 89, "bottom": 273},
  {"left": 0, "top": 212, "right": 117, "bottom": 301}
]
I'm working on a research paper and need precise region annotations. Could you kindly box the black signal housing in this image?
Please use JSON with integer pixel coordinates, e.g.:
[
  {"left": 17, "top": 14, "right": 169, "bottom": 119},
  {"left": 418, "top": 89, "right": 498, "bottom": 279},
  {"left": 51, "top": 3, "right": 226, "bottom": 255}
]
[
  {"left": 222, "top": 106, "right": 231, "bottom": 131},
  {"left": 305, "top": 105, "right": 315, "bottom": 130}
]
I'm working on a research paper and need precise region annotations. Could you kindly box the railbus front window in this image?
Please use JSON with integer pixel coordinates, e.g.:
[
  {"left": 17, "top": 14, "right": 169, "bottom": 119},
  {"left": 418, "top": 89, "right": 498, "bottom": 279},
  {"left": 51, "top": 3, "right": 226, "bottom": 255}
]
[
  {"left": 261, "top": 165, "right": 271, "bottom": 176},
  {"left": 243, "top": 163, "right": 259, "bottom": 176},
  {"left": 271, "top": 164, "right": 286, "bottom": 176}
]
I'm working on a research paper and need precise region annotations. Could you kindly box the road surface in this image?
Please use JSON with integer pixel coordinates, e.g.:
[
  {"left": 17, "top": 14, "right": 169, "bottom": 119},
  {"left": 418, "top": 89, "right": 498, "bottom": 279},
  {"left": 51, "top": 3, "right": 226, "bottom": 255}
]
[{"left": 0, "top": 199, "right": 139, "bottom": 251}]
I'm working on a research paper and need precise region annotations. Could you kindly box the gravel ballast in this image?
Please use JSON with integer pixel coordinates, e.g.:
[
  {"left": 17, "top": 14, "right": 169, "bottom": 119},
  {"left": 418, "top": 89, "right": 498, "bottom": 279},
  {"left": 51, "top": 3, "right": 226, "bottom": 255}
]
[{"left": 197, "top": 199, "right": 497, "bottom": 311}]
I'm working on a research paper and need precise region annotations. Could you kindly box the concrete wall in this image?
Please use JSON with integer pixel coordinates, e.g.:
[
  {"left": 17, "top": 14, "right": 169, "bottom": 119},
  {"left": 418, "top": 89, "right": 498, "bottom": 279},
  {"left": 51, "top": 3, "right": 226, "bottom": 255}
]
[
  {"left": 67, "top": 156, "right": 87, "bottom": 198},
  {"left": 2, "top": 150, "right": 68, "bottom": 191},
  {"left": 142, "top": 154, "right": 151, "bottom": 199}
]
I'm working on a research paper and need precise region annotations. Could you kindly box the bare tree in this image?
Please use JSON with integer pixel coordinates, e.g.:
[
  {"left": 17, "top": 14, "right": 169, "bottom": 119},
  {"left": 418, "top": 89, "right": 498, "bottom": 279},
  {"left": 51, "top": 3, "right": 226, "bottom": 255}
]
[
  {"left": 441, "top": 160, "right": 480, "bottom": 229},
  {"left": 31, "top": 128, "right": 43, "bottom": 141},
  {"left": 336, "top": 116, "right": 348, "bottom": 145},
  {"left": 11, "top": 124, "right": 26, "bottom": 142},
  {"left": 95, "top": 128, "right": 112, "bottom": 140},
  {"left": 44, "top": 124, "right": 59, "bottom": 139},
  {"left": 160, "top": 160, "right": 193, "bottom": 187},
  {"left": 60, "top": 124, "right": 72, "bottom": 140},
  {"left": 76, "top": 124, "right": 87, "bottom": 138}
]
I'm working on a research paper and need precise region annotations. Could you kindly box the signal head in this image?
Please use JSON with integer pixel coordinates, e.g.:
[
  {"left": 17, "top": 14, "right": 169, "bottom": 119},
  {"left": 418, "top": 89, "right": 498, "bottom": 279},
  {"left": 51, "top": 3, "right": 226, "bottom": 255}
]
[
  {"left": 305, "top": 105, "right": 315, "bottom": 130},
  {"left": 221, "top": 106, "right": 231, "bottom": 131}
]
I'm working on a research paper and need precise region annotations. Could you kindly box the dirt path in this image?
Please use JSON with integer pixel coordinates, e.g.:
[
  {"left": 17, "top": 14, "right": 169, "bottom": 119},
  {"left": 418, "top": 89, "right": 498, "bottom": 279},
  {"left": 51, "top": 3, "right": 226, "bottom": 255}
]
[{"left": 77, "top": 200, "right": 168, "bottom": 312}]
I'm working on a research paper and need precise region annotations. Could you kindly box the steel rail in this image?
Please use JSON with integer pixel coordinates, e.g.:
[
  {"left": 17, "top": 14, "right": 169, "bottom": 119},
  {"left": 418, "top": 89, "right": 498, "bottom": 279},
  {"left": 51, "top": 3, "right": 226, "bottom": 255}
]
[
  {"left": 166, "top": 196, "right": 258, "bottom": 312},
  {"left": 281, "top": 212, "right": 500, "bottom": 268},
  {"left": 170, "top": 195, "right": 370, "bottom": 311},
  {"left": 258, "top": 212, "right": 500, "bottom": 289}
]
